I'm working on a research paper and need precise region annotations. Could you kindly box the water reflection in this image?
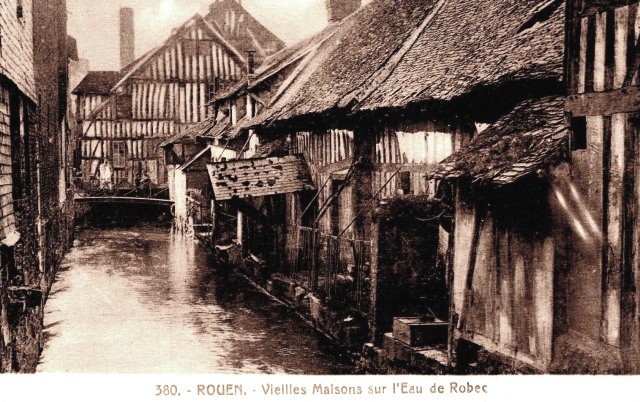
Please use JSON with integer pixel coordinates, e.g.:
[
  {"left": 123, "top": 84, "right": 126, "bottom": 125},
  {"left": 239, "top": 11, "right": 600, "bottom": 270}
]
[{"left": 38, "top": 224, "right": 354, "bottom": 374}]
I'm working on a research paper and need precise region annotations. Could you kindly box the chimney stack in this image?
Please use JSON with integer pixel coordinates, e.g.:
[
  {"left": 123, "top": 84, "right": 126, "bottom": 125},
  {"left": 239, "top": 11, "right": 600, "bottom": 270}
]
[
  {"left": 325, "top": 0, "right": 361, "bottom": 22},
  {"left": 119, "top": 7, "right": 135, "bottom": 69}
]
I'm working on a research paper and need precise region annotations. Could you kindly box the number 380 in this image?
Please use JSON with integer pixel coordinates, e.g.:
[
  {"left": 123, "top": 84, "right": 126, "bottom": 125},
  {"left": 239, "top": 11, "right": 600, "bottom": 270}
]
[{"left": 155, "top": 385, "right": 179, "bottom": 396}]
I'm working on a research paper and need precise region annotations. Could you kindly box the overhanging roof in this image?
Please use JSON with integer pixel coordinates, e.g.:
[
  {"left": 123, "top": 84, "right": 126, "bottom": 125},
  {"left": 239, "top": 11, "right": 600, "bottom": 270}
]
[{"left": 430, "top": 96, "right": 568, "bottom": 187}]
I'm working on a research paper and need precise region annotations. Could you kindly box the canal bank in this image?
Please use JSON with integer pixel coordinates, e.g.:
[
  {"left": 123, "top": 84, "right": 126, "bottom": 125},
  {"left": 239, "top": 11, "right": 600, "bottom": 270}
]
[{"left": 38, "top": 221, "right": 356, "bottom": 373}]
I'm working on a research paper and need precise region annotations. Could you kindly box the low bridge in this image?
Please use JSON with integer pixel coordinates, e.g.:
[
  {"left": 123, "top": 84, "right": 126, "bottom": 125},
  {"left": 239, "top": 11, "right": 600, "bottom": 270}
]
[
  {"left": 73, "top": 184, "right": 173, "bottom": 207},
  {"left": 74, "top": 196, "right": 174, "bottom": 206}
]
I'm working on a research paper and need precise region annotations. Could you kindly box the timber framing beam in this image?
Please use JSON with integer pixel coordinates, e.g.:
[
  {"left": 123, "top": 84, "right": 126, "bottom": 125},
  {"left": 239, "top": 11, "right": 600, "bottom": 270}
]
[
  {"left": 566, "top": 86, "right": 640, "bottom": 116},
  {"left": 372, "top": 163, "right": 439, "bottom": 173},
  {"left": 579, "top": 0, "right": 637, "bottom": 17}
]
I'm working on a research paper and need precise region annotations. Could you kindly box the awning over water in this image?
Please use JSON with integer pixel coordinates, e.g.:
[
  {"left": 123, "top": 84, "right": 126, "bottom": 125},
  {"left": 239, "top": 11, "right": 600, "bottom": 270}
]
[{"left": 207, "top": 155, "right": 315, "bottom": 201}]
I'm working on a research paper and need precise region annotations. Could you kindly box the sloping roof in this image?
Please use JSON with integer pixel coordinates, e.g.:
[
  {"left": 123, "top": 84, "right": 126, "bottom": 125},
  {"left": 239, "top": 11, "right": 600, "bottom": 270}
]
[
  {"left": 207, "top": 155, "right": 314, "bottom": 200},
  {"left": 204, "top": 117, "right": 233, "bottom": 139},
  {"left": 180, "top": 146, "right": 212, "bottom": 172},
  {"left": 212, "top": 21, "right": 344, "bottom": 105},
  {"left": 255, "top": 0, "right": 440, "bottom": 124},
  {"left": 159, "top": 117, "right": 229, "bottom": 148},
  {"left": 71, "top": 71, "right": 121, "bottom": 95},
  {"left": 430, "top": 96, "right": 568, "bottom": 187},
  {"left": 241, "top": 0, "right": 564, "bottom": 129},
  {"left": 214, "top": 81, "right": 247, "bottom": 102},
  {"left": 112, "top": 14, "right": 246, "bottom": 93},
  {"left": 87, "top": 13, "right": 247, "bottom": 121},
  {"left": 358, "top": 0, "right": 565, "bottom": 110},
  {"left": 206, "top": 0, "right": 285, "bottom": 63},
  {"left": 253, "top": 138, "right": 289, "bottom": 158}
]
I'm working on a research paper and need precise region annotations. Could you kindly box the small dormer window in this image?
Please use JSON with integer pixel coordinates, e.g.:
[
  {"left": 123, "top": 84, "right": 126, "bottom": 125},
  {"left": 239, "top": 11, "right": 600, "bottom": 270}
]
[{"left": 17, "top": 0, "right": 24, "bottom": 20}]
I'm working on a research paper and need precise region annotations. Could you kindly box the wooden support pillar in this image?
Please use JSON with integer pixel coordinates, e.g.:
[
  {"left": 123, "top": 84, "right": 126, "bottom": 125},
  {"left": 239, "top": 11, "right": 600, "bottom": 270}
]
[
  {"left": 237, "top": 210, "right": 244, "bottom": 247},
  {"left": 210, "top": 199, "right": 218, "bottom": 248},
  {"left": 368, "top": 220, "right": 380, "bottom": 344}
]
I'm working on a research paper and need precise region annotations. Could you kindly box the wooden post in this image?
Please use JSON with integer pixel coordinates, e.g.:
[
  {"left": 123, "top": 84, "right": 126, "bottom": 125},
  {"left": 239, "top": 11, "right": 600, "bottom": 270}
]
[
  {"left": 237, "top": 210, "right": 244, "bottom": 247},
  {"left": 210, "top": 199, "right": 218, "bottom": 249},
  {"left": 447, "top": 185, "right": 457, "bottom": 368},
  {"left": 368, "top": 220, "right": 379, "bottom": 344}
]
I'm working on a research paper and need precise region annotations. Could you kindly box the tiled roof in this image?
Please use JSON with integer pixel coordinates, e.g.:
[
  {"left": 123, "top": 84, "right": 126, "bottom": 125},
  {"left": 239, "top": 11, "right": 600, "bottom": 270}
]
[
  {"left": 430, "top": 96, "right": 569, "bottom": 187},
  {"left": 261, "top": 0, "right": 440, "bottom": 123},
  {"left": 207, "top": 155, "right": 314, "bottom": 200},
  {"left": 253, "top": 138, "right": 288, "bottom": 158},
  {"left": 358, "top": 0, "right": 565, "bottom": 110},
  {"left": 72, "top": 71, "right": 122, "bottom": 95},
  {"left": 159, "top": 117, "right": 228, "bottom": 148},
  {"left": 242, "top": 0, "right": 564, "bottom": 128}
]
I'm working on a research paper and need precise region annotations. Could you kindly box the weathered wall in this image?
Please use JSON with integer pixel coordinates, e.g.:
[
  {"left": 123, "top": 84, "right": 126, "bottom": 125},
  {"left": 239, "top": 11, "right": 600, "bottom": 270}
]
[
  {"left": 0, "top": 0, "right": 73, "bottom": 373},
  {"left": 451, "top": 184, "right": 555, "bottom": 372},
  {"left": 0, "top": 0, "right": 36, "bottom": 101},
  {"left": 563, "top": 0, "right": 640, "bottom": 372}
]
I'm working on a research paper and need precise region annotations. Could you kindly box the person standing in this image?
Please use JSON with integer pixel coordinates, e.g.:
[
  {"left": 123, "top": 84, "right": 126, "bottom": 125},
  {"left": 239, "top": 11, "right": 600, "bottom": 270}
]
[{"left": 98, "top": 158, "right": 113, "bottom": 189}]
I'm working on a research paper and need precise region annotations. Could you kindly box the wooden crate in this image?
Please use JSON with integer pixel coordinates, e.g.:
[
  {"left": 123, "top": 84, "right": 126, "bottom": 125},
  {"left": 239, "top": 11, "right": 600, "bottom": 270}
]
[{"left": 392, "top": 317, "right": 448, "bottom": 347}]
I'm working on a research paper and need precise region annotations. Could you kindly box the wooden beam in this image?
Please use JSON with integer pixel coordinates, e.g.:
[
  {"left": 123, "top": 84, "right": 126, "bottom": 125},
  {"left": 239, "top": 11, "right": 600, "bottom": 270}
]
[
  {"left": 316, "top": 158, "right": 352, "bottom": 174},
  {"left": 580, "top": 0, "right": 637, "bottom": 17},
  {"left": 566, "top": 86, "right": 640, "bottom": 115},
  {"left": 372, "top": 162, "right": 439, "bottom": 173}
]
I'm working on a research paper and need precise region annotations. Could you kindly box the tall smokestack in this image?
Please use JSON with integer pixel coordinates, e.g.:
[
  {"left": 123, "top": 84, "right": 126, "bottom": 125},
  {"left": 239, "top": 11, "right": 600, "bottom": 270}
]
[
  {"left": 119, "top": 7, "right": 135, "bottom": 69},
  {"left": 325, "top": 0, "right": 361, "bottom": 22}
]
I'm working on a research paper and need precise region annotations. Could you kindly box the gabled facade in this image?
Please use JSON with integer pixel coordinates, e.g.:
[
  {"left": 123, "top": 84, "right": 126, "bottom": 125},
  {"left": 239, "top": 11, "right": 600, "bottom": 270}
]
[{"left": 73, "top": 9, "right": 253, "bottom": 188}]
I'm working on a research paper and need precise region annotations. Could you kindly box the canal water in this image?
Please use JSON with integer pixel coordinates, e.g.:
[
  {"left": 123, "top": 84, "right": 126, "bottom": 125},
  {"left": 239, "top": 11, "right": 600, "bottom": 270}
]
[{"left": 37, "top": 221, "right": 355, "bottom": 374}]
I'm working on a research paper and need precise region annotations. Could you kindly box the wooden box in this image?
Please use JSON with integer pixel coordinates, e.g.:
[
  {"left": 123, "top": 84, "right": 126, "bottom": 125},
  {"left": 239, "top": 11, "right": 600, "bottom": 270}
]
[{"left": 392, "top": 317, "right": 448, "bottom": 347}]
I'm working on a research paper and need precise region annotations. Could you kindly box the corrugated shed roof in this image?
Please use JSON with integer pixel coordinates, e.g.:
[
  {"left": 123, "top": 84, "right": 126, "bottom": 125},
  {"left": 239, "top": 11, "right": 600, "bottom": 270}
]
[
  {"left": 430, "top": 96, "right": 568, "bottom": 187},
  {"left": 358, "top": 0, "right": 565, "bottom": 110},
  {"left": 72, "top": 71, "right": 122, "bottom": 95},
  {"left": 207, "top": 155, "right": 314, "bottom": 200}
]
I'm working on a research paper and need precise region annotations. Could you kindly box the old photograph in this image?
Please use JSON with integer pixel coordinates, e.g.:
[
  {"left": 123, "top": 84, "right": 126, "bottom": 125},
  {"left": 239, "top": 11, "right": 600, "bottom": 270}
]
[{"left": 0, "top": 0, "right": 637, "bottom": 379}]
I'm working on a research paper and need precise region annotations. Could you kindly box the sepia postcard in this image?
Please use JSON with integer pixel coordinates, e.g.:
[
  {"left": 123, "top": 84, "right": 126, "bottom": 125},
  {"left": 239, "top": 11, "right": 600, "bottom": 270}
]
[{"left": 0, "top": 0, "right": 638, "bottom": 400}]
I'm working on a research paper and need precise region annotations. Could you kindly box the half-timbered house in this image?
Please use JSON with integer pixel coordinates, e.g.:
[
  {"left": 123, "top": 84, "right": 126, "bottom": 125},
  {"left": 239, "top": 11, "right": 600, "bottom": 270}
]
[
  {"left": 202, "top": 0, "right": 565, "bottom": 360},
  {"left": 559, "top": 0, "right": 640, "bottom": 374},
  {"left": 427, "top": 0, "right": 640, "bottom": 375},
  {"left": 74, "top": 1, "right": 283, "bottom": 190}
]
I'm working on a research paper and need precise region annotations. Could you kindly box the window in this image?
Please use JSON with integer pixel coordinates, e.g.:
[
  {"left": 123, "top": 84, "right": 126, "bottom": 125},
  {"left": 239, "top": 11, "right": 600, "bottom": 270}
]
[
  {"left": 571, "top": 116, "right": 587, "bottom": 151},
  {"left": 112, "top": 141, "right": 127, "bottom": 168}
]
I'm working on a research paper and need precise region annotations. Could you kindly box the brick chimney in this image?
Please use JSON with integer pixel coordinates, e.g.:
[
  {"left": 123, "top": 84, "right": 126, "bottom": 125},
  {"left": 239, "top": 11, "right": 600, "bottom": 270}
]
[
  {"left": 119, "top": 7, "right": 135, "bottom": 69},
  {"left": 325, "top": 0, "right": 361, "bottom": 22}
]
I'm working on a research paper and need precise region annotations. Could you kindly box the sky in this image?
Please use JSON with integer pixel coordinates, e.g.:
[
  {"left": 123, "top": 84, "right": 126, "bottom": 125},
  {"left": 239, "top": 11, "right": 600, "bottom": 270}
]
[{"left": 67, "top": 0, "right": 362, "bottom": 71}]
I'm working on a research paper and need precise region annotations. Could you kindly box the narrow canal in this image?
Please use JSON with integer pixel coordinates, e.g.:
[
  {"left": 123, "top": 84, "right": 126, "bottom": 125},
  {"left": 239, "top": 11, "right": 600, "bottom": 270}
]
[{"left": 37, "top": 219, "right": 355, "bottom": 374}]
